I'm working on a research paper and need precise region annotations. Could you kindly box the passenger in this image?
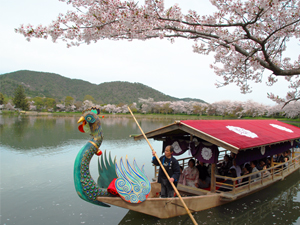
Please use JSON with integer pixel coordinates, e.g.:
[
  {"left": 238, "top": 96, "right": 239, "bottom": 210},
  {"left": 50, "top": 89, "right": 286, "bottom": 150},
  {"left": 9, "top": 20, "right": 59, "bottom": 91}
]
[
  {"left": 283, "top": 151, "right": 290, "bottom": 168},
  {"left": 178, "top": 166, "right": 184, "bottom": 185},
  {"left": 229, "top": 152, "right": 236, "bottom": 161},
  {"left": 250, "top": 161, "right": 261, "bottom": 181},
  {"left": 287, "top": 149, "right": 292, "bottom": 159},
  {"left": 152, "top": 145, "right": 180, "bottom": 198},
  {"left": 257, "top": 160, "right": 266, "bottom": 170},
  {"left": 244, "top": 161, "right": 250, "bottom": 166},
  {"left": 196, "top": 161, "right": 210, "bottom": 189},
  {"left": 245, "top": 163, "right": 252, "bottom": 173},
  {"left": 230, "top": 159, "right": 241, "bottom": 183},
  {"left": 196, "top": 160, "right": 209, "bottom": 179},
  {"left": 266, "top": 157, "right": 271, "bottom": 168},
  {"left": 262, "top": 165, "right": 271, "bottom": 178},
  {"left": 195, "top": 176, "right": 211, "bottom": 189},
  {"left": 219, "top": 154, "right": 232, "bottom": 176},
  {"left": 218, "top": 168, "right": 237, "bottom": 192},
  {"left": 283, "top": 151, "right": 289, "bottom": 162},
  {"left": 207, "top": 163, "right": 219, "bottom": 177},
  {"left": 274, "top": 153, "right": 284, "bottom": 163},
  {"left": 228, "top": 167, "right": 237, "bottom": 178},
  {"left": 182, "top": 159, "right": 199, "bottom": 187},
  {"left": 240, "top": 164, "right": 251, "bottom": 185}
]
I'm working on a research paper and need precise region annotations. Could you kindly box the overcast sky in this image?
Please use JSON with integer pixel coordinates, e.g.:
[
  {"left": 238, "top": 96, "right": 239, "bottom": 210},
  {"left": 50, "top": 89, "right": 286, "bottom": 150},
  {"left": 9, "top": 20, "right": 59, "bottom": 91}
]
[{"left": 1, "top": 0, "right": 297, "bottom": 105}]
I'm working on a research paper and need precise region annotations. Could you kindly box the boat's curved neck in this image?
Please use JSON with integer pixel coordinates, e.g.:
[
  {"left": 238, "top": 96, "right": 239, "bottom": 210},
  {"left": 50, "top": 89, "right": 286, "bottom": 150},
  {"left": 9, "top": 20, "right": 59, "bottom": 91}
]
[
  {"left": 74, "top": 118, "right": 110, "bottom": 207},
  {"left": 89, "top": 119, "right": 103, "bottom": 147}
]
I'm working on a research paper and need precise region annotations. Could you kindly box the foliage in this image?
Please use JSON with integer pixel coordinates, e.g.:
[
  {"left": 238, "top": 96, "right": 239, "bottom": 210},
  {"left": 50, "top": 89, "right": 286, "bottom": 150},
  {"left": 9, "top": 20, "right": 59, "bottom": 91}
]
[
  {"left": 65, "top": 96, "right": 74, "bottom": 106},
  {"left": 13, "top": 85, "right": 29, "bottom": 110},
  {"left": 128, "top": 103, "right": 138, "bottom": 113},
  {"left": 32, "top": 96, "right": 57, "bottom": 111},
  {"left": 45, "top": 98, "right": 57, "bottom": 110},
  {"left": 33, "top": 97, "right": 44, "bottom": 111},
  {"left": 74, "top": 101, "right": 83, "bottom": 111},
  {"left": 0, "top": 70, "right": 206, "bottom": 104},
  {"left": 15, "top": 0, "right": 300, "bottom": 105},
  {"left": 83, "top": 95, "right": 95, "bottom": 103},
  {"left": 0, "top": 92, "right": 4, "bottom": 104}
]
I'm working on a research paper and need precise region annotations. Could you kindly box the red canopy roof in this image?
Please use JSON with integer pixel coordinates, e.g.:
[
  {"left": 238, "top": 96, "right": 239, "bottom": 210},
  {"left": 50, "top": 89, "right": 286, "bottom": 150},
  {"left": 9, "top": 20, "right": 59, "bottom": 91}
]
[{"left": 181, "top": 120, "right": 300, "bottom": 150}]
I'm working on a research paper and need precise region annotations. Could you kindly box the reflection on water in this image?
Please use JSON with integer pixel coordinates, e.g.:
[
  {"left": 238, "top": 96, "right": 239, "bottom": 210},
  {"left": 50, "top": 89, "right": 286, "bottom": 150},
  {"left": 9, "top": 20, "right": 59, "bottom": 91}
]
[
  {"left": 0, "top": 115, "right": 299, "bottom": 225},
  {"left": 0, "top": 115, "right": 171, "bottom": 225},
  {"left": 0, "top": 115, "right": 172, "bottom": 152}
]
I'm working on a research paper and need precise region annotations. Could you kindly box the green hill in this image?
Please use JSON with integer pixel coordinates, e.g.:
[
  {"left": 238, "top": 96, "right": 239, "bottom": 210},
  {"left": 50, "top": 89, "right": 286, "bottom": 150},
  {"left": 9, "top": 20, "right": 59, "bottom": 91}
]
[{"left": 0, "top": 70, "right": 206, "bottom": 104}]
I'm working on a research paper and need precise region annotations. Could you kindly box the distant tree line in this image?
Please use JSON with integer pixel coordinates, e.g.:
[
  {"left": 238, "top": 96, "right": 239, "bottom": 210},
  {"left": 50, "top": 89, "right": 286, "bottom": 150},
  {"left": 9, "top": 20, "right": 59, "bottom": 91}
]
[{"left": 0, "top": 86, "right": 299, "bottom": 119}]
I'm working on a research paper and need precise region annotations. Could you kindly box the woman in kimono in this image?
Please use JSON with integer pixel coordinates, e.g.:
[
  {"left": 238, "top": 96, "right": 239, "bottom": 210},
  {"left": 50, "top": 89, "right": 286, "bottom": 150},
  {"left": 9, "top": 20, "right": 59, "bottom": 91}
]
[{"left": 182, "top": 159, "right": 199, "bottom": 187}]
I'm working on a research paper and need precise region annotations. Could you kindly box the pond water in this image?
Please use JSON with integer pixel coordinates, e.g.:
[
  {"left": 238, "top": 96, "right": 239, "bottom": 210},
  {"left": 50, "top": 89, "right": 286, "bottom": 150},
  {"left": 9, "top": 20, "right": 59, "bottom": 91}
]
[{"left": 0, "top": 115, "right": 299, "bottom": 225}]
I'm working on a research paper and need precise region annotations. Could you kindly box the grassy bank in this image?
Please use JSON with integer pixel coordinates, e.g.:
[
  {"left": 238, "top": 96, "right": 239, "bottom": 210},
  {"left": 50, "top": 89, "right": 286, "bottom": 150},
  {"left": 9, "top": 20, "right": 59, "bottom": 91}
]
[{"left": 1, "top": 110, "right": 299, "bottom": 122}]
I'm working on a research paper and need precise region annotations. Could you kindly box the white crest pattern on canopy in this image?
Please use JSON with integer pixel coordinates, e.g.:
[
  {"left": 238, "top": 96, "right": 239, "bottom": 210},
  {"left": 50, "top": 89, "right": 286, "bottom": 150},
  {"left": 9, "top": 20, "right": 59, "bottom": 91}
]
[
  {"left": 226, "top": 126, "right": 258, "bottom": 138},
  {"left": 270, "top": 124, "right": 293, "bottom": 133}
]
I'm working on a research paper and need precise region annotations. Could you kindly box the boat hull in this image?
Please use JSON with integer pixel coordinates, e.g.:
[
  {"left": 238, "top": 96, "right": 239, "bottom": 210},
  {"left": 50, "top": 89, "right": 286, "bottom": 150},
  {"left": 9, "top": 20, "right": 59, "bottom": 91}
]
[
  {"left": 97, "top": 165, "right": 300, "bottom": 219},
  {"left": 97, "top": 193, "right": 224, "bottom": 219}
]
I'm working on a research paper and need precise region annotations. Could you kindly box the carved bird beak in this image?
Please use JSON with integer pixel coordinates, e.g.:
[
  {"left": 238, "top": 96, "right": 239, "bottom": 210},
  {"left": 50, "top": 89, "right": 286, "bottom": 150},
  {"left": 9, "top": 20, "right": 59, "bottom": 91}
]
[
  {"left": 78, "top": 116, "right": 86, "bottom": 133},
  {"left": 77, "top": 116, "right": 85, "bottom": 124}
]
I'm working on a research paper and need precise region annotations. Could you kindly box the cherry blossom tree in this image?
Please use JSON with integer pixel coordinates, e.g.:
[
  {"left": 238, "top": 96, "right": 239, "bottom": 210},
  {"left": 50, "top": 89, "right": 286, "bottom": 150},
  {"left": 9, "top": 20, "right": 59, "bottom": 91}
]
[
  {"left": 15, "top": 0, "right": 300, "bottom": 104},
  {"left": 66, "top": 104, "right": 77, "bottom": 112},
  {"left": 29, "top": 104, "right": 37, "bottom": 111},
  {"left": 237, "top": 100, "right": 268, "bottom": 117},
  {"left": 214, "top": 100, "right": 232, "bottom": 116},
  {"left": 282, "top": 101, "right": 300, "bottom": 118},
  {"left": 81, "top": 100, "right": 95, "bottom": 110},
  {"left": 128, "top": 102, "right": 138, "bottom": 113},
  {"left": 102, "top": 104, "right": 116, "bottom": 113},
  {"left": 267, "top": 101, "right": 300, "bottom": 118},
  {"left": 191, "top": 102, "right": 208, "bottom": 116},
  {"left": 56, "top": 103, "right": 65, "bottom": 111},
  {"left": 266, "top": 104, "right": 283, "bottom": 117},
  {"left": 139, "top": 98, "right": 155, "bottom": 113},
  {"left": 101, "top": 104, "right": 129, "bottom": 113},
  {"left": 5, "top": 101, "right": 15, "bottom": 111},
  {"left": 223, "top": 101, "right": 243, "bottom": 117},
  {"left": 160, "top": 102, "right": 173, "bottom": 114},
  {"left": 169, "top": 101, "right": 188, "bottom": 114},
  {"left": 152, "top": 101, "right": 165, "bottom": 114},
  {"left": 206, "top": 103, "right": 217, "bottom": 116}
]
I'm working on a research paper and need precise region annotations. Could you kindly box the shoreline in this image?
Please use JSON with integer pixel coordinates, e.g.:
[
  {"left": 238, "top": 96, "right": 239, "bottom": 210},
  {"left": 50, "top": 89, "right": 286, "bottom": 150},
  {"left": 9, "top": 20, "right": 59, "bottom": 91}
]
[{"left": 1, "top": 110, "right": 299, "bottom": 122}]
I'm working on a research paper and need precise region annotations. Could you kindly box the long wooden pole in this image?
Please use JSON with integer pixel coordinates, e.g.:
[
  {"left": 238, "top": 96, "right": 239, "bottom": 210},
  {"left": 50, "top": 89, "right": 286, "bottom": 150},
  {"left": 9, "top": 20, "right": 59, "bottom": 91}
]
[{"left": 128, "top": 107, "right": 198, "bottom": 225}]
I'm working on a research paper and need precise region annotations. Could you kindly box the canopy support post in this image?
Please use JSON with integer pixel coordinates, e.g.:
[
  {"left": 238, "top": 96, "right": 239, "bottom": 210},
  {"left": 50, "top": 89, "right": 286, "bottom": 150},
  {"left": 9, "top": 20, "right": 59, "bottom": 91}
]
[
  {"left": 271, "top": 155, "right": 274, "bottom": 181},
  {"left": 210, "top": 163, "right": 216, "bottom": 193}
]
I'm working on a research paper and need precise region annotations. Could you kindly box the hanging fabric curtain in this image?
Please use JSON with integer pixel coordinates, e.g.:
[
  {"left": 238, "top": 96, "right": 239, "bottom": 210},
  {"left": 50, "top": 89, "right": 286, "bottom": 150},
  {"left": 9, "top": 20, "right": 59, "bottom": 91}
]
[{"left": 163, "top": 138, "right": 219, "bottom": 164}]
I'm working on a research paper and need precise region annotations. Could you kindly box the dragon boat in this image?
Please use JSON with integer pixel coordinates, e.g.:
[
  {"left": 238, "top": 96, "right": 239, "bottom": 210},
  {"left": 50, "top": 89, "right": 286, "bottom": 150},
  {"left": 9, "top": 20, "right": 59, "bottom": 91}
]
[{"left": 74, "top": 108, "right": 300, "bottom": 219}]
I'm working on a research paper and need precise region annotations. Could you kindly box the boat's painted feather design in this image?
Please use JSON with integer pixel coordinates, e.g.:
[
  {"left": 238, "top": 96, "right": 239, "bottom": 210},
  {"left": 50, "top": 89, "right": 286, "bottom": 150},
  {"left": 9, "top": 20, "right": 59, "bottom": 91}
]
[{"left": 115, "top": 156, "right": 151, "bottom": 203}]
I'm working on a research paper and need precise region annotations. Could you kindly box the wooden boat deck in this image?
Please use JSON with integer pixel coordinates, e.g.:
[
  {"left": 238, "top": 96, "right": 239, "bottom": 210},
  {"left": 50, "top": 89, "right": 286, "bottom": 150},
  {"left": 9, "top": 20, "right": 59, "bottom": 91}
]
[{"left": 177, "top": 184, "right": 209, "bottom": 196}]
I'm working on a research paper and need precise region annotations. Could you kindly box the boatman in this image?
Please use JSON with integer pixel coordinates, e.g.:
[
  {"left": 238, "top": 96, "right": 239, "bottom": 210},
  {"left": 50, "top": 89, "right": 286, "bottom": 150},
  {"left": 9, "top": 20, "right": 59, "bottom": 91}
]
[{"left": 152, "top": 145, "right": 180, "bottom": 198}]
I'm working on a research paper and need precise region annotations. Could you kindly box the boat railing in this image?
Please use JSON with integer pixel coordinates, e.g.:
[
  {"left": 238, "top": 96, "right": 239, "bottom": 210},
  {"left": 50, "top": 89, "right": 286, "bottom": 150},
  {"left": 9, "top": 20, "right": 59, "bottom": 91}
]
[
  {"left": 153, "top": 156, "right": 193, "bottom": 179},
  {"left": 153, "top": 151, "right": 300, "bottom": 189},
  {"left": 214, "top": 154, "right": 300, "bottom": 197}
]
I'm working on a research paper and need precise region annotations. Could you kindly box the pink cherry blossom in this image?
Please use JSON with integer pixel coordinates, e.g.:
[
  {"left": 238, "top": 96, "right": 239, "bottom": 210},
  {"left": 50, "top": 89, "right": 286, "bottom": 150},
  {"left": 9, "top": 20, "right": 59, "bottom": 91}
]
[{"left": 15, "top": 0, "right": 300, "bottom": 105}]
